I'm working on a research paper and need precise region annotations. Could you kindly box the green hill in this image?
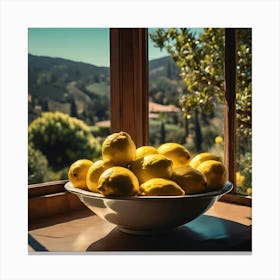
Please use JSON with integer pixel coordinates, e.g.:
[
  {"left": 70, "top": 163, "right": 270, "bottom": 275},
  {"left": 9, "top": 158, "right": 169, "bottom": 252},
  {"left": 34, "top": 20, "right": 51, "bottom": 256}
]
[{"left": 28, "top": 54, "right": 184, "bottom": 125}]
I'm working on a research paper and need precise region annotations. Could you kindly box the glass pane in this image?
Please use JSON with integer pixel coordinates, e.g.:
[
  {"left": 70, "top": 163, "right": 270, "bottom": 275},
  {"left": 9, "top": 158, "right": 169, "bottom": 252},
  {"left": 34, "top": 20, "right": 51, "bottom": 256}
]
[
  {"left": 28, "top": 28, "right": 110, "bottom": 184},
  {"left": 235, "top": 28, "right": 252, "bottom": 196},
  {"left": 148, "top": 28, "right": 252, "bottom": 195},
  {"left": 148, "top": 28, "right": 224, "bottom": 157}
]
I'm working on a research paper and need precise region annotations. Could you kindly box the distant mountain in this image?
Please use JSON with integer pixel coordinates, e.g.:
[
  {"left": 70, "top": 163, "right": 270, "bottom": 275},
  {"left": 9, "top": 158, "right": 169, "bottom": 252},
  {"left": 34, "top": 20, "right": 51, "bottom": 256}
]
[
  {"left": 28, "top": 53, "right": 180, "bottom": 82},
  {"left": 148, "top": 56, "right": 181, "bottom": 80},
  {"left": 28, "top": 54, "right": 109, "bottom": 82},
  {"left": 28, "top": 54, "right": 185, "bottom": 125}
]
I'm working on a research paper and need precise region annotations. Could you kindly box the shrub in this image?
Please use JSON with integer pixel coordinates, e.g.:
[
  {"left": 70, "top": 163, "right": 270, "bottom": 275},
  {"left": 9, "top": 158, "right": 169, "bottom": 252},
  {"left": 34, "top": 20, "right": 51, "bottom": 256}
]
[
  {"left": 90, "top": 125, "right": 110, "bottom": 139},
  {"left": 28, "top": 112, "right": 101, "bottom": 171},
  {"left": 28, "top": 144, "right": 49, "bottom": 184}
]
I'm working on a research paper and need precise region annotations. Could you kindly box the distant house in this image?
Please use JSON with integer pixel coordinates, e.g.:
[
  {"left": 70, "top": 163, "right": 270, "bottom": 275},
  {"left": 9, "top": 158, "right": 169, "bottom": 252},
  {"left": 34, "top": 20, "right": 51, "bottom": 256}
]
[
  {"left": 95, "top": 101, "right": 180, "bottom": 127},
  {"left": 149, "top": 101, "right": 179, "bottom": 113}
]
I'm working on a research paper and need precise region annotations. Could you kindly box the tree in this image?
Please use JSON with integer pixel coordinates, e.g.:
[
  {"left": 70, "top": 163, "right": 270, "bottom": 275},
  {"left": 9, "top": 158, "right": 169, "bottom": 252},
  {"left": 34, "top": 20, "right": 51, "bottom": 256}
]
[
  {"left": 28, "top": 144, "right": 49, "bottom": 184},
  {"left": 194, "top": 109, "right": 202, "bottom": 152},
  {"left": 70, "top": 96, "right": 78, "bottom": 118},
  {"left": 28, "top": 112, "right": 101, "bottom": 171},
  {"left": 150, "top": 28, "right": 252, "bottom": 146},
  {"left": 41, "top": 99, "right": 49, "bottom": 111},
  {"left": 160, "top": 121, "right": 166, "bottom": 143}
]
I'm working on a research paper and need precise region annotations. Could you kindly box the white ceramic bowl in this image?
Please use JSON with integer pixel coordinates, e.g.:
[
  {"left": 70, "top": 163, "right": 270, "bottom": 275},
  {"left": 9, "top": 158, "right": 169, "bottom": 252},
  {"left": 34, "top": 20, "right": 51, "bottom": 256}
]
[{"left": 65, "top": 181, "right": 233, "bottom": 234}]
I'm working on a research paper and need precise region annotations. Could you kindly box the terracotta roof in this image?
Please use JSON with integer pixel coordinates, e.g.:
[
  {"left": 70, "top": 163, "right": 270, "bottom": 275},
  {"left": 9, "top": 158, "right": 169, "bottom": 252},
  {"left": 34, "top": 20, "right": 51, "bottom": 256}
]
[
  {"left": 149, "top": 113, "right": 159, "bottom": 119},
  {"left": 149, "top": 101, "right": 179, "bottom": 113},
  {"left": 95, "top": 102, "right": 179, "bottom": 127},
  {"left": 95, "top": 120, "right": 110, "bottom": 127}
]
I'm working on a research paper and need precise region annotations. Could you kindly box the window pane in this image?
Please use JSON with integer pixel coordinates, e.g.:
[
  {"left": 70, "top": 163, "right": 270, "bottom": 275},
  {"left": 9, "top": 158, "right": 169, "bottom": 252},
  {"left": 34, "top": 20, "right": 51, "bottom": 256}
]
[
  {"left": 148, "top": 28, "right": 252, "bottom": 195},
  {"left": 235, "top": 28, "right": 252, "bottom": 196},
  {"left": 28, "top": 28, "right": 110, "bottom": 184},
  {"left": 148, "top": 28, "right": 224, "bottom": 155}
]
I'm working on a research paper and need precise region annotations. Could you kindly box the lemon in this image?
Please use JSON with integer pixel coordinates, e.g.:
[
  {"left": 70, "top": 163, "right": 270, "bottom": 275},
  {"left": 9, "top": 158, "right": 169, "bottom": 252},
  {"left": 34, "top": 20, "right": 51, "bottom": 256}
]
[
  {"left": 98, "top": 166, "right": 139, "bottom": 197},
  {"left": 68, "top": 159, "right": 93, "bottom": 190},
  {"left": 236, "top": 171, "right": 245, "bottom": 186},
  {"left": 171, "top": 166, "right": 207, "bottom": 194},
  {"left": 157, "top": 143, "right": 191, "bottom": 169},
  {"left": 246, "top": 187, "right": 252, "bottom": 196},
  {"left": 215, "top": 136, "right": 223, "bottom": 144},
  {"left": 102, "top": 131, "right": 136, "bottom": 166},
  {"left": 129, "top": 154, "right": 173, "bottom": 184},
  {"left": 197, "top": 160, "right": 228, "bottom": 191},
  {"left": 139, "top": 178, "right": 185, "bottom": 196},
  {"left": 189, "top": 152, "right": 220, "bottom": 169},
  {"left": 86, "top": 160, "right": 114, "bottom": 193},
  {"left": 135, "top": 145, "right": 158, "bottom": 159}
]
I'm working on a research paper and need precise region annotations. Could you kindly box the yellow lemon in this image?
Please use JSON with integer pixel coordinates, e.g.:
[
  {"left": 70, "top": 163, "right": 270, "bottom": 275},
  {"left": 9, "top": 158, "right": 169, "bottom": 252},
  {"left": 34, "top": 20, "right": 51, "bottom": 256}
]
[
  {"left": 139, "top": 178, "right": 185, "bottom": 196},
  {"left": 246, "top": 187, "right": 252, "bottom": 196},
  {"left": 68, "top": 159, "right": 93, "bottom": 190},
  {"left": 214, "top": 136, "right": 223, "bottom": 144},
  {"left": 102, "top": 131, "right": 136, "bottom": 166},
  {"left": 189, "top": 152, "right": 221, "bottom": 169},
  {"left": 129, "top": 154, "right": 173, "bottom": 184},
  {"left": 98, "top": 166, "right": 139, "bottom": 197},
  {"left": 197, "top": 160, "right": 228, "bottom": 191},
  {"left": 157, "top": 143, "right": 191, "bottom": 169},
  {"left": 171, "top": 166, "right": 207, "bottom": 194},
  {"left": 236, "top": 171, "right": 245, "bottom": 186},
  {"left": 136, "top": 145, "right": 158, "bottom": 159},
  {"left": 86, "top": 160, "right": 115, "bottom": 193}
]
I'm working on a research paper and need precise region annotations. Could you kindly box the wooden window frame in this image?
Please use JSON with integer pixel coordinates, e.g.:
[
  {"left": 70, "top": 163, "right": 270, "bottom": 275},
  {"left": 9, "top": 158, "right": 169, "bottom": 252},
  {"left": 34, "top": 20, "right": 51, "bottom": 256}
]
[
  {"left": 28, "top": 28, "right": 251, "bottom": 221},
  {"left": 224, "top": 28, "right": 237, "bottom": 190},
  {"left": 109, "top": 28, "right": 149, "bottom": 146}
]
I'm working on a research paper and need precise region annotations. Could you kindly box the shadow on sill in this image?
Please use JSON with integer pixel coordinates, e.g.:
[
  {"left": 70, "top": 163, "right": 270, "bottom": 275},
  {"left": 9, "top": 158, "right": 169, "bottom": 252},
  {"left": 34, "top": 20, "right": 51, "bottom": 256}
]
[
  {"left": 28, "top": 233, "right": 49, "bottom": 252},
  {"left": 86, "top": 215, "right": 252, "bottom": 252}
]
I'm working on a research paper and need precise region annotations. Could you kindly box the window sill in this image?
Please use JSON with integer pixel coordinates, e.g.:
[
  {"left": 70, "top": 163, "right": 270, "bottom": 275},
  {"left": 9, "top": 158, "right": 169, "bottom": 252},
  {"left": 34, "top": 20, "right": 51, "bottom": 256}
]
[
  {"left": 28, "top": 181, "right": 252, "bottom": 252},
  {"left": 28, "top": 200, "right": 252, "bottom": 252},
  {"left": 28, "top": 180, "right": 86, "bottom": 221},
  {"left": 220, "top": 193, "right": 252, "bottom": 207}
]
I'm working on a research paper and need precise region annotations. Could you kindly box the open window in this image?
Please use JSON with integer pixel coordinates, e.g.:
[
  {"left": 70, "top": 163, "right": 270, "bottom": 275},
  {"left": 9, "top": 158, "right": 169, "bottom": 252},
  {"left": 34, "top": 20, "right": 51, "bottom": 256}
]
[{"left": 28, "top": 28, "right": 251, "bottom": 222}]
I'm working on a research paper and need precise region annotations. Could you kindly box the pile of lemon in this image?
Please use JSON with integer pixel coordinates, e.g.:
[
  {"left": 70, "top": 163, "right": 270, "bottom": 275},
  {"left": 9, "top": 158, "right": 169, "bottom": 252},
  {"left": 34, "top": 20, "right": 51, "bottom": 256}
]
[{"left": 68, "top": 131, "right": 228, "bottom": 197}]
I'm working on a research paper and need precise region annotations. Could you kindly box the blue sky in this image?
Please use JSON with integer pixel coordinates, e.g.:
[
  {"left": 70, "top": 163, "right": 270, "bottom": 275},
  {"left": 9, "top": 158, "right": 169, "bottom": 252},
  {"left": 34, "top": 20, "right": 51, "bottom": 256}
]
[{"left": 28, "top": 28, "right": 202, "bottom": 67}]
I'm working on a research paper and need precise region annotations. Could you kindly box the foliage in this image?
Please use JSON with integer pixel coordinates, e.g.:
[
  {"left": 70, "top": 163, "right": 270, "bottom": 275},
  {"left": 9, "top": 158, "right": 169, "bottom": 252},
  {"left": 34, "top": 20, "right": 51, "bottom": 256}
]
[
  {"left": 28, "top": 144, "right": 49, "bottom": 184},
  {"left": 149, "top": 119, "right": 186, "bottom": 147},
  {"left": 201, "top": 125, "right": 222, "bottom": 152},
  {"left": 90, "top": 125, "right": 110, "bottom": 139},
  {"left": 149, "top": 76, "right": 185, "bottom": 105},
  {"left": 28, "top": 112, "right": 101, "bottom": 171},
  {"left": 150, "top": 28, "right": 252, "bottom": 142},
  {"left": 150, "top": 28, "right": 252, "bottom": 195},
  {"left": 236, "top": 152, "right": 252, "bottom": 194},
  {"left": 28, "top": 144, "right": 70, "bottom": 184},
  {"left": 45, "top": 167, "right": 69, "bottom": 182}
]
